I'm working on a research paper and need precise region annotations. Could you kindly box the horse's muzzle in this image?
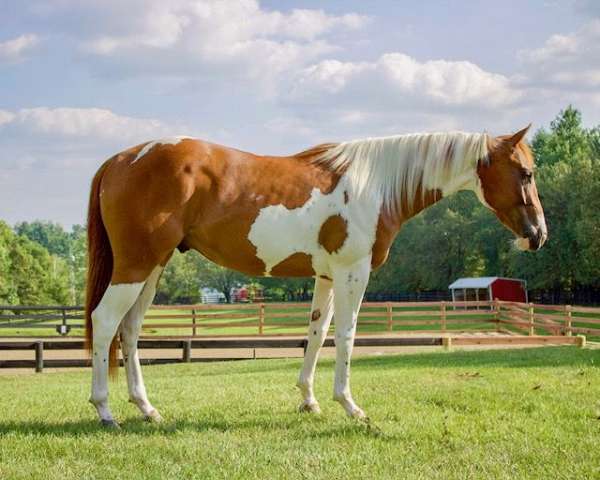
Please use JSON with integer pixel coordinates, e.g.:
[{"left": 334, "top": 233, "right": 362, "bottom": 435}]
[{"left": 525, "top": 225, "right": 547, "bottom": 251}]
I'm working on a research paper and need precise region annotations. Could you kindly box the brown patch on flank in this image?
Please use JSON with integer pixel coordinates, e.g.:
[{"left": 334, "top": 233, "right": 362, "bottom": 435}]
[
  {"left": 270, "top": 252, "right": 315, "bottom": 277},
  {"left": 311, "top": 309, "right": 321, "bottom": 322},
  {"left": 343, "top": 190, "right": 349, "bottom": 204},
  {"left": 318, "top": 214, "right": 348, "bottom": 254}
]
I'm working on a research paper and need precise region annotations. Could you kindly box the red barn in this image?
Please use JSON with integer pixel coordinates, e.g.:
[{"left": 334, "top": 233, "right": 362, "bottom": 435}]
[{"left": 448, "top": 277, "right": 528, "bottom": 303}]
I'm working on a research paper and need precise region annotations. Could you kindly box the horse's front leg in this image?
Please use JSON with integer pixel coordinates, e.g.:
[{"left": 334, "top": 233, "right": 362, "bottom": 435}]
[
  {"left": 331, "top": 257, "right": 371, "bottom": 418},
  {"left": 297, "top": 276, "right": 334, "bottom": 413}
]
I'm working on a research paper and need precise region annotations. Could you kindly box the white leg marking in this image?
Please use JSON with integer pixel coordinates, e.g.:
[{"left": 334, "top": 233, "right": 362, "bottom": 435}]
[
  {"left": 297, "top": 276, "right": 334, "bottom": 413},
  {"left": 90, "top": 281, "right": 145, "bottom": 424},
  {"left": 331, "top": 257, "right": 371, "bottom": 418},
  {"left": 121, "top": 267, "right": 162, "bottom": 421}
]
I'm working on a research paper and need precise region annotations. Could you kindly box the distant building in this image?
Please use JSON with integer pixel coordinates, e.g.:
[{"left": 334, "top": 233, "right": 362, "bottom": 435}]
[
  {"left": 230, "top": 284, "right": 265, "bottom": 303},
  {"left": 200, "top": 287, "right": 226, "bottom": 304},
  {"left": 448, "top": 277, "right": 528, "bottom": 303}
]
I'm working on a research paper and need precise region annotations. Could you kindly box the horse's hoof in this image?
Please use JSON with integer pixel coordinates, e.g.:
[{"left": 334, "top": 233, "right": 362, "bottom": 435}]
[
  {"left": 100, "top": 419, "right": 121, "bottom": 429},
  {"left": 144, "top": 410, "right": 163, "bottom": 423},
  {"left": 348, "top": 407, "right": 367, "bottom": 420},
  {"left": 298, "top": 401, "right": 321, "bottom": 414}
]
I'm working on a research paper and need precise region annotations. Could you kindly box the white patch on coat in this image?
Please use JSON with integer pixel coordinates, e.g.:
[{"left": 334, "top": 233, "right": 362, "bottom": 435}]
[
  {"left": 131, "top": 136, "right": 193, "bottom": 164},
  {"left": 248, "top": 178, "right": 381, "bottom": 276}
]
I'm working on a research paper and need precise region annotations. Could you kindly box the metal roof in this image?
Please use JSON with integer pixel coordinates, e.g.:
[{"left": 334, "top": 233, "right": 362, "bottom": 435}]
[{"left": 448, "top": 276, "right": 525, "bottom": 289}]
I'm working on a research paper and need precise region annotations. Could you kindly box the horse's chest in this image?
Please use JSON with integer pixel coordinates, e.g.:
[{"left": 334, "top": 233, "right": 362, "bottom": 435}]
[{"left": 248, "top": 181, "right": 381, "bottom": 276}]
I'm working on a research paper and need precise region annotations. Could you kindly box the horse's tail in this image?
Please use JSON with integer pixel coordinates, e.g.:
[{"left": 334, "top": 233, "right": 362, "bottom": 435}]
[{"left": 85, "top": 160, "right": 119, "bottom": 376}]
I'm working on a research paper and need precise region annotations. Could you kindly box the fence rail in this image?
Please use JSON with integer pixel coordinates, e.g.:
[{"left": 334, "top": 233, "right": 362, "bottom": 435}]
[
  {"left": 0, "top": 334, "right": 584, "bottom": 372},
  {"left": 1, "top": 300, "right": 599, "bottom": 338}
]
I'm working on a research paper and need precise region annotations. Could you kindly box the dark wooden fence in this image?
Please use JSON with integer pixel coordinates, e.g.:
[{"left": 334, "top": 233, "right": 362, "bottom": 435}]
[{"left": 1, "top": 334, "right": 584, "bottom": 373}]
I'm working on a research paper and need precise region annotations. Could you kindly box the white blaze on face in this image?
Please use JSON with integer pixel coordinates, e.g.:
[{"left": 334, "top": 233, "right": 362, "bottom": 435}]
[
  {"left": 248, "top": 178, "right": 381, "bottom": 276},
  {"left": 131, "top": 136, "right": 193, "bottom": 163}
]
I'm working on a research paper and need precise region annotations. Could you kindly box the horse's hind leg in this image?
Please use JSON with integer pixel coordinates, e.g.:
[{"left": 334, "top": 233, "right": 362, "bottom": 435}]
[
  {"left": 297, "top": 276, "right": 334, "bottom": 413},
  {"left": 120, "top": 266, "right": 163, "bottom": 422},
  {"left": 90, "top": 281, "right": 145, "bottom": 426}
]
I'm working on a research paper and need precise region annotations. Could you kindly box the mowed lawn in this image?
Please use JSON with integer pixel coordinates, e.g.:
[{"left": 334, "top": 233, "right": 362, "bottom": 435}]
[{"left": 1, "top": 346, "right": 600, "bottom": 479}]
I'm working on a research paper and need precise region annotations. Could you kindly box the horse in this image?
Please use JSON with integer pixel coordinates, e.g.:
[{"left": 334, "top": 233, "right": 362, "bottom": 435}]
[{"left": 85, "top": 125, "right": 546, "bottom": 426}]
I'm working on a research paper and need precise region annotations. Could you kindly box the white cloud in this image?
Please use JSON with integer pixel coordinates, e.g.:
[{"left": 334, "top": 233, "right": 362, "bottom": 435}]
[
  {"left": 0, "top": 34, "right": 39, "bottom": 62},
  {"left": 518, "top": 19, "right": 600, "bottom": 89},
  {"left": 0, "top": 110, "right": 16, "bottom": 126},
  {"left": 62, "top": 0, "right": 368, "bottom": 86},
  {"left": 291, "top": 53, "right": 519, "bottom": 108},
  {"left": 1, "top": 107, "right": 177, "bottom": 141}
]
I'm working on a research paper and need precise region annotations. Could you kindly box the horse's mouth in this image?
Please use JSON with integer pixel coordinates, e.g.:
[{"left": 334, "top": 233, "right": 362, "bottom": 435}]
[{"left": 514, "top": 228, "right": 547, "bottom": 251}]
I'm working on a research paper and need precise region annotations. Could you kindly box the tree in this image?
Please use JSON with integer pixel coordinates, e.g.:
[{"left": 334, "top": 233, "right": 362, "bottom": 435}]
[
  {"left": 0, "top": 221, "right": 71, "bottom": 305},
  {"left": 15, "top": 221, "right": 72, "bottom": 257}
]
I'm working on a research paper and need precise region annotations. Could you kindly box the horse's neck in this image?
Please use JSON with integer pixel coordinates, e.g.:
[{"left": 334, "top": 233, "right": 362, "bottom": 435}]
[
  {"left": 436, "top": 164, "right": 479, "bottom": 198},
  {"left": 377, "top": 151, "right": 479, "bottom": 237}
]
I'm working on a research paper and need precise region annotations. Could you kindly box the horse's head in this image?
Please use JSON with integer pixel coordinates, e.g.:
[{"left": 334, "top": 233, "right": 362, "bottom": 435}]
[{"left": 476, "top": 125, "right": 547, "bottom": 251}]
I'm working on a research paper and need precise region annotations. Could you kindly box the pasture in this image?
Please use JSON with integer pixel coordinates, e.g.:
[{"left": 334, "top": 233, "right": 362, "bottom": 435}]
[{"left": 1, "top": 346, "right": 599, "bottom": 479}]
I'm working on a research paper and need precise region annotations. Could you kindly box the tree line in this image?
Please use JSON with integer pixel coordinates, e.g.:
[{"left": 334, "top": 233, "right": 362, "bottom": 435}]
[{"left": 1, "top": 106, "right": 598, "bottom": 306}]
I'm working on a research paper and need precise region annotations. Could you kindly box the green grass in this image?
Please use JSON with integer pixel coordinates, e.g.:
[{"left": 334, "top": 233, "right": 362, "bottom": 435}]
[{"left": 1, "top": 346, "right": 600, "bottom": 479}]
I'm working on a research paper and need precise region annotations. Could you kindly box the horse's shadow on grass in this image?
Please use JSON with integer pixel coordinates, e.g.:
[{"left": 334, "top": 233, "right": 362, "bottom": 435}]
[{"left": 0, "top": 415, "right": 396, "bottom": 440}]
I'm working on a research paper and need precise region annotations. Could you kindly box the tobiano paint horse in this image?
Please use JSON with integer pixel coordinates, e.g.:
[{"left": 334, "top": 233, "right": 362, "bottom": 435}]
[{"left": 85, "top": 125, "right": 546, "bottom": 426}]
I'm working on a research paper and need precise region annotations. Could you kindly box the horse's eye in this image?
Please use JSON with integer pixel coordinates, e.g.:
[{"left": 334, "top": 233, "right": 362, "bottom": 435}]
[{"left": 522, "top": 170, "right": 533, "bottom": 184}]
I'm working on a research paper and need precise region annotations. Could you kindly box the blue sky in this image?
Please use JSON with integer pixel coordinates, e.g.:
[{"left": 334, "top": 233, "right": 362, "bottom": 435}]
[{"left": 1, "top": 0, "right": 599, "bottom": 227}]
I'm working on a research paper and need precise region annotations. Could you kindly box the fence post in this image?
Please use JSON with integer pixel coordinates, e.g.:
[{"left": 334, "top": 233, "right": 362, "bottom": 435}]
[
  {"left": 528, "top": 303, "right": 535, "bottom": 336},
  {"left": 258, "top": 303, "right": 265, "bottom": 335},
  {"left": 440, "top": 301, "right": 447, "bottom": 333},
  {"left": 386, "top": 302, "right": 393, "bottom": 333},
  {"left": 61, "top": 308, "right": 68, "bottom": 335},
  {"left": 565, "top": 305, "right": 572, "bottom": 337},
  {"left": 182, "top": 339, "right": 192, "bottom": 363},
  {"left": 494, "top": 299, "right": 501, "bottom": 332},
  {"left": 192, "top": 308, "right": 197, "bottom": 337},
  {"left": 35, "top": 341, "right": 44, "bottom": 373}
]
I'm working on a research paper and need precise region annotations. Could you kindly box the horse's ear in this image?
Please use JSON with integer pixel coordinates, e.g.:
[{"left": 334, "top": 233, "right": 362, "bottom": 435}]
[{"left": 507, "top": 124, "right": 531, "bottom": 147}]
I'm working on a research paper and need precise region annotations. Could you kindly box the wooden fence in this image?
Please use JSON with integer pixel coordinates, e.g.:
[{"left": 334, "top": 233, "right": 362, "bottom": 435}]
[
  {"left": 1, "top": 300, "right": 591, "bottom": 372},
  {"left": 1, "top": 300, "right": 599, "bottom": 338},
  {"left": 496, "top": 301, "right": 600, "bottom": 338}
]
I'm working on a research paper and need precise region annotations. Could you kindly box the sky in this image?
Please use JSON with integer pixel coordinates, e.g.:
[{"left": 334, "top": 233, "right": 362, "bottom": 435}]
[{"left": 1, "top": 0, "right": 599, "bottom": 227}]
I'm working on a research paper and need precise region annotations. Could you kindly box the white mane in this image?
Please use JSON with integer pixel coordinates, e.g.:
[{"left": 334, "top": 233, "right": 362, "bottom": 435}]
[{"left": 315, "top": 132, "right": 489, "bottom": 214}]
